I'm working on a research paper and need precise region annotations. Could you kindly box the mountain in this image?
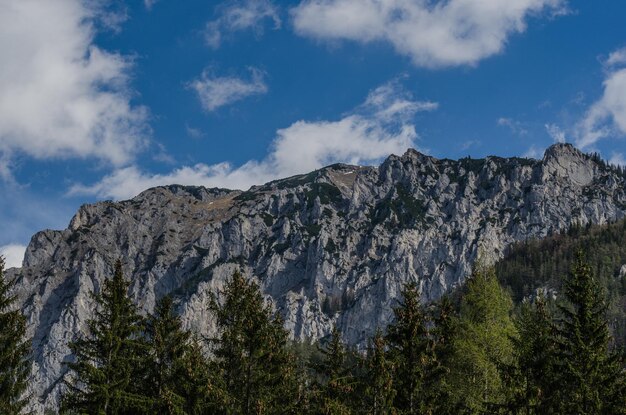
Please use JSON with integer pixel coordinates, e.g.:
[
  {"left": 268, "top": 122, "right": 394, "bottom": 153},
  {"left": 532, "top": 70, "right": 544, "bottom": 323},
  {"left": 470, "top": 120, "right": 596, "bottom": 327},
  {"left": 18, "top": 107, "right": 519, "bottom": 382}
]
[{"left": 8, "top": 143, "right": 626, "bottom": 412}]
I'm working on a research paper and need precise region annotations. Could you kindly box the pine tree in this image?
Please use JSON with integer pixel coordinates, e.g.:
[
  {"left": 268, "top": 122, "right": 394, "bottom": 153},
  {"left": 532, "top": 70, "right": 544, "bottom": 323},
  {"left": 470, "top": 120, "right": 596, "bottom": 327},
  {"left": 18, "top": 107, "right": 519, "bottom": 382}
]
[
  {"left": 62, "top": 260, "right": 151, "bottom": 414},
  {"left": 551, "top": 251, "right": 626, "bottom": 414},
  {"left": 208, "top": 270, "right": 298, "bottom": 414},
  {"left": 310, "top": 326, "right": 355, "bottom": 415},
  {"left": 385, "top": 282, "right": 436, "bottom": 414},
  {"left": 448, "top": 264, "right": 517, "bottom": 414},
  {"left": 361, "top": 330, "right": 395, "bottom": 415},
  {"left": 144, "top": 295, "right": 191, "bottom": 414},
  {"left": 0, "top": 257, "right": 30, "bottom": 414}
]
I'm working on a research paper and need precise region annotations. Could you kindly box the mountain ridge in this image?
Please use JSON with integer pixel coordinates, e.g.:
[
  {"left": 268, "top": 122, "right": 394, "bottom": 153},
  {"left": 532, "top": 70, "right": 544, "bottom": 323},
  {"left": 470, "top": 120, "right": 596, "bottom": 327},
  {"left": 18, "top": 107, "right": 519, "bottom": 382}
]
[{"left": 9, "top": 143, "right": 626, "bottom": 412}]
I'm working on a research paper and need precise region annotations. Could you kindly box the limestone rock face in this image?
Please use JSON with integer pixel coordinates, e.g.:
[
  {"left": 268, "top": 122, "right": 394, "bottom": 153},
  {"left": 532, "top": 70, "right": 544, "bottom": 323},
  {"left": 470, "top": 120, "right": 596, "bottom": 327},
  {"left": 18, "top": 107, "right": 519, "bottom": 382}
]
[{"left": 9, "top": 143, "right": 626, "bottom": 413}]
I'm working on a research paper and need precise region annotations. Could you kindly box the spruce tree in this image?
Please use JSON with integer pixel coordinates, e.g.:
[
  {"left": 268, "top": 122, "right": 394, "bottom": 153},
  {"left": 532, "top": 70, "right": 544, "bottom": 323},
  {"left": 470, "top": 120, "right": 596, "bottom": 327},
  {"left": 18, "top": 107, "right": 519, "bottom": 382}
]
[
  {"left": 0, "top": 257, "right": 30, "bottom": 414},
  {"left": 208, "top": 270, "right": 298, "bottom": 414},
  {"left": 504, "top": 295, "right": 559, "bottom": 414},
  {"left": 448, "top": 264, "right": 517, "bottom": 414},
  {"left": 144, "top": 295, "right": 190, "bottom": 415},
  {"left": 361, "top": 330, "right": 395, "bottom": 415},
  {"left": 62, "top": 260, "right": 151, "bottom": 414},
  {"left": 551, "top": 252, "right": 626, "bottom": 414},
  {"left": 310, "top": 326, "right": 355, "bottom": 414},
  {"left": 428, "top": 295, "right": 458, "bottom": 414},
  {"left": 385, "top": 282, "right": 435, "bottom": 414}
]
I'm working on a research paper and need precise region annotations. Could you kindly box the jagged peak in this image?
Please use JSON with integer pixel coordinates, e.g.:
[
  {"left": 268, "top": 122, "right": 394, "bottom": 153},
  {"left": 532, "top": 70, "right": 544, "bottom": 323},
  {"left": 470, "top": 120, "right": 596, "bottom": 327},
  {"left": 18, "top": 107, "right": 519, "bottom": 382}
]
[{"left": 543, "top": 142, "right": 583, "bottom": 161}]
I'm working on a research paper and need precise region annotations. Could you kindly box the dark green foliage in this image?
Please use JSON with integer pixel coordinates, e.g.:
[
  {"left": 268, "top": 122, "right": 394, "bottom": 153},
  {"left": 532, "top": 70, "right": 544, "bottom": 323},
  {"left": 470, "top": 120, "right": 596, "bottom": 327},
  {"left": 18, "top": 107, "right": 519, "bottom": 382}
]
[
  {"left": 62, "top": 260, "right": 151, "bottom": 414},
  {"left": 360, "top": 330, "right": 395, "bottom": 415},
  {"left": 427, "top": 295, "right": 458, "bottom": 414},
  {"left": 208, "top": 271, "right": 298, "bottom": 414},
  {"left": 0, "top": 257, "right": 30, "bottom": 414},
  {"left": 550, "top": 252, "right": 626, "bottom": 414},
  {"left": 495, "top": 218, "right": 626, "bottom": 346},
  {"left": 145, "top": 297, "right": 210, "bottom": 415},
  {"left": 503, "top": 296, "right": 560, "bottom": 414},
  {"left": 385, "top": 282, "right": 436, "bottom": 414},
  {"left": 310, "top": 326, "right": 355, "bottom": 414}
]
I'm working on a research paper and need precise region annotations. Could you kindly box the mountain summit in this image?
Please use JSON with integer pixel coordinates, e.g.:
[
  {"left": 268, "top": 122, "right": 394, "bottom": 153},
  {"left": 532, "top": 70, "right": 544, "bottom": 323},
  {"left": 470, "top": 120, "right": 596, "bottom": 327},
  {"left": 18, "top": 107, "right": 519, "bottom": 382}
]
[{"left": 9, "top": 143, "right": 626, "bottom": 412}]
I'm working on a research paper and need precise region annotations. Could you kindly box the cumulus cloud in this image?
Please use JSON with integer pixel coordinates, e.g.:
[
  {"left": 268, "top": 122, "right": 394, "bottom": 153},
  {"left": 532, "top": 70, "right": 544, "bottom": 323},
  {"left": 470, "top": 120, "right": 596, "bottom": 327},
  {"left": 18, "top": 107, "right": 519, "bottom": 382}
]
[
  {"left": 291, "top": 0, "right": 567, "bottom": 68},
  {"left": 205, "top": 0, "right": 281, "bottom": 48},
  {"left": 0, "top": 244, "right": 26, "bottom": 269},
  {"left": 0, "top": 0, "right": 149, "bottom": 169},
  {"left": 70, "top": 81, "right": 436, "bottom": 200},
  {"left": 575, "top": 47, "right": 626, "bottom": 149},
  {"left": 189, "top": 68, "right": 268, "bottom": 112}
]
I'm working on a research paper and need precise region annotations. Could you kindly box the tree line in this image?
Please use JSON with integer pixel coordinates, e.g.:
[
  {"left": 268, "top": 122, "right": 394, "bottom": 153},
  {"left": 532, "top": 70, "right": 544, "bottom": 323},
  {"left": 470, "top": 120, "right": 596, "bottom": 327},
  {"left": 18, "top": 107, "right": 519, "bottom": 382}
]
[{"left": 1, "top": 252, "right": 625, "bottom": 414}]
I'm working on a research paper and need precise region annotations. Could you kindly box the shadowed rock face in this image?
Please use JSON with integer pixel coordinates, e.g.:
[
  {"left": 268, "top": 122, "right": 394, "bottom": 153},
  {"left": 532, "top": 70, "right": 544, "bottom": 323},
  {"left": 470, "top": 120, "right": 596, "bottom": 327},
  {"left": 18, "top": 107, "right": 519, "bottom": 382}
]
[{"left": 8, "top": 143, "right": 626, "bottom": 412}]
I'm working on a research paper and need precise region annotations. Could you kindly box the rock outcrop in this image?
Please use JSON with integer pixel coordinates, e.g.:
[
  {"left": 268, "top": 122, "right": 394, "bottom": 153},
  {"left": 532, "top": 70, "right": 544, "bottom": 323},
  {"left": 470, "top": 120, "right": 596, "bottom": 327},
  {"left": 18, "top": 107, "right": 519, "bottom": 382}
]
[{"left": 8, "top": 143, "right": 626, "bottom": 412}]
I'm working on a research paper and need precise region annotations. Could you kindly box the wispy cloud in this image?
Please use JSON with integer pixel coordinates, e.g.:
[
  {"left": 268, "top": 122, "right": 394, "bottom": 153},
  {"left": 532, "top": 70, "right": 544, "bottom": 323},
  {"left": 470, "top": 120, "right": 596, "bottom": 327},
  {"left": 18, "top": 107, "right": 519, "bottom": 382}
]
[
  {"left": 205, "top": 0, "right": 281, "bottom": 48},
  {"left": 0, "top": 0, "right": 149, "bottom": 172},
  {"left": 497, "top": 117, "right": 528, "bottom": 136},
  {"left": 189, "top": 67, "right": 268, "bottom": 112},
  {"left": 144, "top": 0, "right": 159, "bottom": 10},
  {"left": 574, "top": 47, "right": 626, "bottom": 149},
  {"left": 546, "top": 123, "right": 566, "bottom": 143},
  {"left": 523, "top": 144, "right": 542, "bottom": 159},
  {"left": 609, "top": 152, "right": 626, "bottom": 167},
  {"left": 186, "top": 124, "right": 206, "bottom": 139},
  {"left": 70, "top": 80, "right": 437, "bottom": 200},
  {"left": 291, "top": 0, "right": 568, "bottom": 68}
]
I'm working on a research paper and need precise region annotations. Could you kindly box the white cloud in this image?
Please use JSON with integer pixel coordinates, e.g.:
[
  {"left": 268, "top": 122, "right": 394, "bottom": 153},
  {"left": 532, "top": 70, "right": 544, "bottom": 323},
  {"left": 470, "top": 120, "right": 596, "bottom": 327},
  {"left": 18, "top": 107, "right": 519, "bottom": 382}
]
[
  {"left": 609, "top": 152, "right": 626, "bottom": 167},
  {"left": 70, "top": 81, "right": 436, "bottom": 200},
  {"left": 0, "top": 244, "right": 26, "bottom": 269},
  {"left": 498, "top": 117, "right": 528, "bottom": 136},
  {"left": 144, "top": 0, "right": 159, "bottom": 10},
  {"left": 606, "top": 47, "right": 626, "bottom": 67},
  {"left": 523, "top": 144, "right": 541, "bottom": 159},
  {"left": 0, "top": 0, "right": 149, "bottom": 169},
  {"left": 189, "top": 68, "right": 268, "bottom": 112},
  {"left": 575, "top": 48, "right": 626, "bottom": 149},
  {"left": 186, "top": 124, "right": 206, "bottom": 139},
  {"left": 545, "top": 123, "right": 566, "bottom": 143},
  {"left": 205, "top": 0, "right": 281, "bottom": 48},
  {"left": 291, "top": 0, "right": 567, "bottom": 68}
]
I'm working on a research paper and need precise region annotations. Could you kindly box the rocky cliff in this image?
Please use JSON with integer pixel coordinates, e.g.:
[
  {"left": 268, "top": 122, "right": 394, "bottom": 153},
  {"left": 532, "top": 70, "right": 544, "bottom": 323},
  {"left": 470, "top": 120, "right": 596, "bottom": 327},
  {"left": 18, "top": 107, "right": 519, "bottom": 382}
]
[{"left": 8, "top": 143, "right": 626, "bottom": 412}]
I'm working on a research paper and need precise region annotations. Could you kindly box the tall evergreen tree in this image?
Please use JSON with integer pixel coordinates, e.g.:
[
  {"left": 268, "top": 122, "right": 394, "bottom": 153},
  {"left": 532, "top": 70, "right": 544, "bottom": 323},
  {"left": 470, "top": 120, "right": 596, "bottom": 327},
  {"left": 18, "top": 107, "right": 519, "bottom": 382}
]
[
  {"left": 448, "top": 264, "right": 517, "bottom": 414},
  {"left": 428, "top": 295, "right": 458, "bottom": 414},
  {"left": 361, "top": 330, "right": 395, "bottom": 415},
  {"left": 62, "top": 260, "right": 151, "bottom": 414},
  {"left": 144, "top": 295, "right": 191, "bottom": 415},
  {"left": 385, "top": 282, "right": 436, "bottom": 414},
  {"left": 0, "top": 257, "right": 30, "bottom": 414},
  {"left": 208, "top": 270, "right": 298, "bottom": 414},
  {"left": 551, "top": 252, "right": 626, "bottom": 414},
  {"left": 504, "top": 295, "right": 559, "bottom": 414},
  {"left": 310, "top": 326, "right": 355, "bottom": 415}
]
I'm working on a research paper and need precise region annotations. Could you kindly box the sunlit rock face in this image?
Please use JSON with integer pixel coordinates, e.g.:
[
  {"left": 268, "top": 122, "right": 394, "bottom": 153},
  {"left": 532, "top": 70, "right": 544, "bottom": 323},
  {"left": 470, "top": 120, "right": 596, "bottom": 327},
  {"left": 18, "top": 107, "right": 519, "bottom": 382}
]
[{"left": 10, "top": 143, "right": 626, "bottom": 413}]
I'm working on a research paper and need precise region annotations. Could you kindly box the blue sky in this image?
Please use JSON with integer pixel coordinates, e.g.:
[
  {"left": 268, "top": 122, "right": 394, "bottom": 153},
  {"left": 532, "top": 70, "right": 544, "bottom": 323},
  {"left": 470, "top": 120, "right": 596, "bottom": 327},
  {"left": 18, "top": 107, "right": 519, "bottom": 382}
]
[{"left": 1, "top": 0, "right": 626, "bottom": 267}]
